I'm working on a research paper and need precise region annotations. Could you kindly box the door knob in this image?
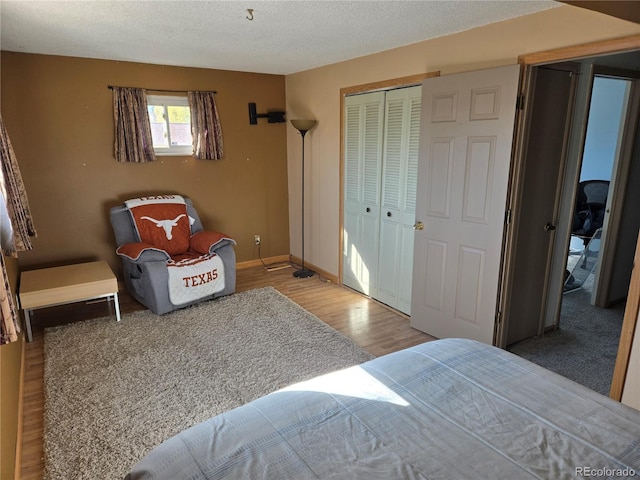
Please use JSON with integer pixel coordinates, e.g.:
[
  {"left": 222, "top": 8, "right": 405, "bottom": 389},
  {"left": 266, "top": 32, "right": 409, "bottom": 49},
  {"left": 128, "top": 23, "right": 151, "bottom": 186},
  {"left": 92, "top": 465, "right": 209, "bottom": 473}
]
[
  {"left": 544, "top": 222, "right": 556, "bottom": 231},
  {"left": 413, "top": 221, "right": 424, "bottom": 230}
]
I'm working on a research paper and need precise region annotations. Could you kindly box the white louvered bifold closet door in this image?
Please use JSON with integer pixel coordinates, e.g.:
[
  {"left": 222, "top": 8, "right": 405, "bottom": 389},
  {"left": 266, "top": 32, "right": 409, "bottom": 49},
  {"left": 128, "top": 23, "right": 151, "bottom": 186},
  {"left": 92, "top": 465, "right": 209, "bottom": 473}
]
[
  {"left": 377, "top": 86, "right": 421, "bottom": 314},
  {"left": 343, "top": 91, "right": 385, "bottom": 297},
  {"left": 343, "top": 86, "right": 421, "bottom": 314}
]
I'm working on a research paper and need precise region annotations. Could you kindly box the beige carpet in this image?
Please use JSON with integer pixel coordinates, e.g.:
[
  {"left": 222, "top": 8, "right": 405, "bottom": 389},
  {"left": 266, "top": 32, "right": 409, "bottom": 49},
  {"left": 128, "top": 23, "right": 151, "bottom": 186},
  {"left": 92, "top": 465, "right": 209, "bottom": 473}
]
[{"left": 43, "top": 287, "right": 374, "bottom": 480}]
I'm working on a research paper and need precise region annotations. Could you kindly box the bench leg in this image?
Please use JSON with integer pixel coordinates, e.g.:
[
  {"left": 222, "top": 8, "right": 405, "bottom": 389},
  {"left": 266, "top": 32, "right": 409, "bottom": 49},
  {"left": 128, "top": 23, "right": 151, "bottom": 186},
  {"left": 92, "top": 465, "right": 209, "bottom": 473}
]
[
  {"left": 113, "top": 292, "right": 121, "bottom": 322},
  {"left": 25, "top": 309, "right": 33, "bottom": 343}
]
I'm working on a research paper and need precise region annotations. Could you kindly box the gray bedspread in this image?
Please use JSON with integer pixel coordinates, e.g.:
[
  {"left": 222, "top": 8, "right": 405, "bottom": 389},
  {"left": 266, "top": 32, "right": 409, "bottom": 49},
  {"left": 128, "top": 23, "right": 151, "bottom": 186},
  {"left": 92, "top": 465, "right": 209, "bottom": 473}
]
[{"left": 125, "top": 338, "right": 640, "bottom": 479}]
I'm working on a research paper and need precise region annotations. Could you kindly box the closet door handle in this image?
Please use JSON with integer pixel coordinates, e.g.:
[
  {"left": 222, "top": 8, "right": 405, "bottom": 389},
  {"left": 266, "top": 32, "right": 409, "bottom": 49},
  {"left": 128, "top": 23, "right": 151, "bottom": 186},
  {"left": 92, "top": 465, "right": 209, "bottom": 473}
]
[
  {"left": 387, "top": 211, "right": 392, "bottom": 217},
  {"left": 366, "top": 207, "right": 371, "bottom": 213}
]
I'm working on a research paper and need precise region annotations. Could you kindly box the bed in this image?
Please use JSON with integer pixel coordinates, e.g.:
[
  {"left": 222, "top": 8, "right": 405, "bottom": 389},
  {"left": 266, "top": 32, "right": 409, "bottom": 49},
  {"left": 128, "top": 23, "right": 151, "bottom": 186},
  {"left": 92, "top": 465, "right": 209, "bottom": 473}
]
[{"left": 125, "top": 338, "right": 640, "bottom": 479}]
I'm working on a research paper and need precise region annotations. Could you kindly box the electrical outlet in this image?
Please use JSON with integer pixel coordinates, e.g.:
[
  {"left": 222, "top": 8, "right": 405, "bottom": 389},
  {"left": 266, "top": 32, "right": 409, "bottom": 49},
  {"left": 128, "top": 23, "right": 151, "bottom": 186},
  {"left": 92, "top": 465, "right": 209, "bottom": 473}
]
[{"left": 254, "top": 234, "right": 261, "bottom": 246}]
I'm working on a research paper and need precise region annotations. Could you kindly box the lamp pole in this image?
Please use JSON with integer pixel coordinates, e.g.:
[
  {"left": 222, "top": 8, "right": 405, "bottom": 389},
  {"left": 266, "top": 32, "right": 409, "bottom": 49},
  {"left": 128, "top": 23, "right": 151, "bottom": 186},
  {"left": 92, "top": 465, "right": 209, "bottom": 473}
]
[{"left": 290, "top": 119, "right": 317, "bottom": 278}]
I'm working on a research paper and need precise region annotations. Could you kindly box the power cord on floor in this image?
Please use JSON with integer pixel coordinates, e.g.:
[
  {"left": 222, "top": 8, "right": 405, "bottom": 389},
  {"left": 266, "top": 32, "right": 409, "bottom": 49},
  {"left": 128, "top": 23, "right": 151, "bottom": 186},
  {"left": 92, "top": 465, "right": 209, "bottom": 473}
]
[
  {"left": 257, "top": 242, "right": 331, "bottom": 283},
  {"left": 288, "top": 259, "right": 331, "bottom": 284},
  {"left": 258, "top": 243, "right": 292, "bottom": 272}
]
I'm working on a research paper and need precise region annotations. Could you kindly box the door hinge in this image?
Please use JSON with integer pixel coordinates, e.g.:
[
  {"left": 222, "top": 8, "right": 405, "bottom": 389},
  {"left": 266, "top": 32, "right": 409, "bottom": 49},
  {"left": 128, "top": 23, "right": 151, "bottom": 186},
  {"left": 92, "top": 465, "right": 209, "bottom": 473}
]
[
  {"left": 516, "top": 95, "right": 525, "bottom": 111},
  {"left": 505, "top": 208, "right": 512, "bottom": 225},
  {"left": 495, "top": 310, "right": 502, "bottom": 326}
]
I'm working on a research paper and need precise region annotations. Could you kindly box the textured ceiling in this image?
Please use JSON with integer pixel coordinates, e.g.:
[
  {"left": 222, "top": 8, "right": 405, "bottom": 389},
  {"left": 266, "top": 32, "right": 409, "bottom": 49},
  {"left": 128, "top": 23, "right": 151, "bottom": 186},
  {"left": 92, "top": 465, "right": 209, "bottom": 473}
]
[{"left": 0, "top": 1, "right": 559, "bottom": 75}]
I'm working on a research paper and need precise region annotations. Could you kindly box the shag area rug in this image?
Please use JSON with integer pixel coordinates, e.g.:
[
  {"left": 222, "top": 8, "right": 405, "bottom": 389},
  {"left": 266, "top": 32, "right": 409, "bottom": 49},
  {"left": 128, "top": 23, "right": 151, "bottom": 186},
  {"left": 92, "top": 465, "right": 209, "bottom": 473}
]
[{"left": 43, "top": 287, "right": 374, "bottom": 480}]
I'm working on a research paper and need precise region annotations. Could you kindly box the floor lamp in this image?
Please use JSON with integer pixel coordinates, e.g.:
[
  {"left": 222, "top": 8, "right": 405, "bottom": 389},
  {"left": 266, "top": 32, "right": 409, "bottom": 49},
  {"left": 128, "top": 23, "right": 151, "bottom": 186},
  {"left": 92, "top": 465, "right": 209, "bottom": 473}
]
[{"left": 291, "top": 119, "right": 317, "bottom": 278}]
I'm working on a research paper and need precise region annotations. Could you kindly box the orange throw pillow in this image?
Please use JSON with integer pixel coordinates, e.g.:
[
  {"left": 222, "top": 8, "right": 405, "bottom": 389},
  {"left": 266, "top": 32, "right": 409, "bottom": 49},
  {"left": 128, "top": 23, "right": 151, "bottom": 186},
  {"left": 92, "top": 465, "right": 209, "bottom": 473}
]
[{"left": 190, "top": 231, "right": 232, "bottom": 254}]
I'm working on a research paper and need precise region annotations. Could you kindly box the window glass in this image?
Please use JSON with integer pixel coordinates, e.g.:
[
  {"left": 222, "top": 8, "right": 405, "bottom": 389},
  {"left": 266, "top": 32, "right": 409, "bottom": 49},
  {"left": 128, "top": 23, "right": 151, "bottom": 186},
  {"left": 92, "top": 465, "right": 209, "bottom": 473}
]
[
  {"left": 147, "top": 105, "right": 169, "bottom": 148},
  {"left": 0, "top": 176, "right": 13, "bottom": 252},
  {"left": 147, "top": 95, "right": 192, "bottom": 155},
  {"left": 167, "top": 106, "right": 191, "bottom": 146}
]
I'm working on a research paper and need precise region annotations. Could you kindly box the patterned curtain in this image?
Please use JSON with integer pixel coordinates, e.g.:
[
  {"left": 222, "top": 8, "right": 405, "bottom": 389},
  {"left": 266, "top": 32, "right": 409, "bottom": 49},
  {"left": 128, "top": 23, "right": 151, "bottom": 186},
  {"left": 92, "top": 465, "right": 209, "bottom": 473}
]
[
  {"left": 113, "top": 87, "right": 156, "bottom": 163},
  {"left": 0, "top": 114, "right": 37, "bottom": 344},
  {"left": 0, "top": 253, "right": 18, "bottom": 344},
  {"left": 188, "top": 91, "right": 224, "bottom": 160}
]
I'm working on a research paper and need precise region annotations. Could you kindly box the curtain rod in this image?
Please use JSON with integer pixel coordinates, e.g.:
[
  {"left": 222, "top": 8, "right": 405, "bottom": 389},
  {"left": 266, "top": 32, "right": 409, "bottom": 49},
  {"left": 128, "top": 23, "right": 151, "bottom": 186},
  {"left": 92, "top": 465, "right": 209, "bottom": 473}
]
[{"left": 107, "top": 85, "right": 217, "bottom": 94}]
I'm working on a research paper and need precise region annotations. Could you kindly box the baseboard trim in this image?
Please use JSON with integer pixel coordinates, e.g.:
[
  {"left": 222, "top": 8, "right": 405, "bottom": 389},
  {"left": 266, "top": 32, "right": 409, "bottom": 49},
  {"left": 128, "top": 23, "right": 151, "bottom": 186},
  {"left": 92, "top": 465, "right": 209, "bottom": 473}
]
[
  {"left": 236, "top": 255, "right": 338, "bottom": 284},
  {"left": 236, "top": 255, "right": 290, "bottom": 270},
  {"left": 288, "top": 256, "right": 338, "bottom": 284}
]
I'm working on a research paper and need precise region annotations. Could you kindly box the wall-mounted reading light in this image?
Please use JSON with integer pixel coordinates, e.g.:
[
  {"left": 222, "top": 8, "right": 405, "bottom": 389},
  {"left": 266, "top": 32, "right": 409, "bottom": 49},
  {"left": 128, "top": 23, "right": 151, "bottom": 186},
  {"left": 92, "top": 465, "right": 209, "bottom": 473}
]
[{"left": 248, "top": 102, "right": 286, "bottom": 125}]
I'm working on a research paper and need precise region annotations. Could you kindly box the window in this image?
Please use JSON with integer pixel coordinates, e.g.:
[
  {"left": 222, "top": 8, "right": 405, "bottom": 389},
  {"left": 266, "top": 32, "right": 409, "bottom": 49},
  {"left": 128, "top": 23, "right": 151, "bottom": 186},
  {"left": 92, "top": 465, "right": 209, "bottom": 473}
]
[
  {"left": 0, "top": 181, "right": 13, "bottom": 252},
  {"left": 147, "top": 95, "right": 193, "bottom": 156}
]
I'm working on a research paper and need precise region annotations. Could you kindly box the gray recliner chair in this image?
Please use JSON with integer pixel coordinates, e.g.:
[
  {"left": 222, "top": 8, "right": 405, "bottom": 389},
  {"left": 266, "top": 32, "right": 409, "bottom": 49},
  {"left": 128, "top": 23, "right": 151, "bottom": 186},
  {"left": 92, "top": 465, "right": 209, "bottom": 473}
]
[{"left": 110, "top": 195, "right": 236, "bottom": 314}]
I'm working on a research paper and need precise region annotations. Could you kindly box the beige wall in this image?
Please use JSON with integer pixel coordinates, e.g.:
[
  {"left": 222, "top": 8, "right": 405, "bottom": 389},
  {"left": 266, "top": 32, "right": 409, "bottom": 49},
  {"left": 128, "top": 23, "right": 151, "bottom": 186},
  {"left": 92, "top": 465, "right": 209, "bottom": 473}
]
[
  {"left": 285, "top": 5, "right": 640, "bottom": 277},
  {"left": 1, "top": 53, "right": 290, "bottom": 275},
  {"left": 0, "top": 255, "right": 22, "bottom": 479}
]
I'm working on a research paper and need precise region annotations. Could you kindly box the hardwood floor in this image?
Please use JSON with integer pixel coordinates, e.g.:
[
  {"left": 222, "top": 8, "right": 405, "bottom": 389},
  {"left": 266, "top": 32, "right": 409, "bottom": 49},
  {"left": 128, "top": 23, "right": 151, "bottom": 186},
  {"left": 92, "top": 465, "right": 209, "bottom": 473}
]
[{"left": 20, "top": 265, "right": 434, "bottom": 479}]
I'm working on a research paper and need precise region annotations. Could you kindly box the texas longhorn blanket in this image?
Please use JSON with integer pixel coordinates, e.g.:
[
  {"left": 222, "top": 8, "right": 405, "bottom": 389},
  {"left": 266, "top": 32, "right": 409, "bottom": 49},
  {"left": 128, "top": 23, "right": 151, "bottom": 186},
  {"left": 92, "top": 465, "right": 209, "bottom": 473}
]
[{"left": 166, "top": 253, "right": 225, "bottom": 305}]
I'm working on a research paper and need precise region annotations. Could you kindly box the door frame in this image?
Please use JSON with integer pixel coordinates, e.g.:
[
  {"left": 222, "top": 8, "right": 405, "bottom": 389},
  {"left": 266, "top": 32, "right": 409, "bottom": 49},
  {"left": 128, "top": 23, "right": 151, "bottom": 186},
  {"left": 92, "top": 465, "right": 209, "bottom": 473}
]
[
  {"left": 611, "top": 232, "right": 640, "bottom": 400},
  {"left": 590, "top": 67, "right": 640, "bottom": 307},
  {"left": 500, "top": 62, "right": 581, "bottom": 347},
  {"left": 338, "top": 72, "right": 439, "bottom": 287},
  {"left": 498, "top": 34, "right": 640, "bottom": 400}
]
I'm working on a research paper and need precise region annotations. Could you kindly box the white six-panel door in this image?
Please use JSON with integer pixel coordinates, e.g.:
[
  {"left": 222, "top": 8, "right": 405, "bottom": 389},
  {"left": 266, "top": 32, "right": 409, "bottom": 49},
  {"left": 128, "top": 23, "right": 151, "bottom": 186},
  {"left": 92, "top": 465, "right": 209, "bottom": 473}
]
[{"left": 410, "top": 65, "right": 520, "bottom": 344}]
